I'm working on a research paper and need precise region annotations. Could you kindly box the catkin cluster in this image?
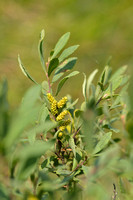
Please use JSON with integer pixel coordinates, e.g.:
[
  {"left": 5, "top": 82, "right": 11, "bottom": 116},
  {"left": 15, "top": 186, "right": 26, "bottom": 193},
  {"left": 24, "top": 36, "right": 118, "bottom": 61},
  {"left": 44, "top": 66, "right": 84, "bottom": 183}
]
[
  {"left": 47, "top": 93, "right": 71, "bottom": 136},
  {"left": 47, "top": 93, "right": 68, "bottom": 117}
]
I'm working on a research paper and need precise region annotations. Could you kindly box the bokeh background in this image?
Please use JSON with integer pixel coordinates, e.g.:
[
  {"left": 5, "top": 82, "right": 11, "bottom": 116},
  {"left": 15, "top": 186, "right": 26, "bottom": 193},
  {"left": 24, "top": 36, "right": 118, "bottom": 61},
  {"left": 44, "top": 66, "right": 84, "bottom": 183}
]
[{"left": 0, "top": 0, "right": 133, "bottom": 107}]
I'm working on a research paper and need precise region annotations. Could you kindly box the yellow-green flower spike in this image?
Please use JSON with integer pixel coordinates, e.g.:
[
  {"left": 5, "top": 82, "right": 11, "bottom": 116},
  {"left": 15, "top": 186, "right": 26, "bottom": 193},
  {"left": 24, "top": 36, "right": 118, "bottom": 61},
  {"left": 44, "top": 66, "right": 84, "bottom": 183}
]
[
  {"left": 47, "top": 93, "right": 55, "bottom": 104},
  {"left": 57, "top": 96, "right": 68, "bottom": 109},
  {"left": 51, "top": 100, "right": 58, "bottom": 115},
  {"left": 56, "top": 110, "right": 68, "bottom": 121}
]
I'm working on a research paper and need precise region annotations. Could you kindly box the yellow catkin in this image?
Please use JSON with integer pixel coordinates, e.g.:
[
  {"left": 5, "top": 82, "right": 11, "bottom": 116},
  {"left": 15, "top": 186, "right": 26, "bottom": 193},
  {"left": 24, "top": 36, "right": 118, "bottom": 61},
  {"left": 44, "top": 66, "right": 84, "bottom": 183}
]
[
  {"left": 57, "top": 96, "right": 68, "bottom": 109},
  {"left": 51, "top": 100, "right": 58, "bottom": 115},
  {"left": 59, "top": 126, "right": 65, "bottom": 131},
  {"left": 47, "top": 93, "right": 55, "bottom": 104},
  {"left": 27, "top": 196, "right": 39, "bottom": 200},
  {"left": 59, "top": 119, "right": 71, "bottom": 131},
  {"left": 56, "top": 110, "right": 68, "bottom": 121},
  {"left": 63, "top": 119, "right": 71, "bottom": 126},
  {"left": 58, "top": 132, "right": 63, "bottom": 137}
]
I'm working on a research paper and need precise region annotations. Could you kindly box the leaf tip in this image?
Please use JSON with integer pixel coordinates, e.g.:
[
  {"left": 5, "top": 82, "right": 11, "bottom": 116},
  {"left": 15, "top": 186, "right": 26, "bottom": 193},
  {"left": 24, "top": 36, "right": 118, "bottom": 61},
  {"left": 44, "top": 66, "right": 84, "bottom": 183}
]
[{"left": 40, "top": 29, "right": 45, "bottom": 40}]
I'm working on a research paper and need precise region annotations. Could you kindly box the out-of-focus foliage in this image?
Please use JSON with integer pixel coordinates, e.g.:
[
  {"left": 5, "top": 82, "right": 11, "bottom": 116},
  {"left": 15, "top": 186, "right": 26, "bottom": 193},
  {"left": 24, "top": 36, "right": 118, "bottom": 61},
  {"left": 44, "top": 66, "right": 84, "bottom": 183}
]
[
  {"left": 0, "top": 30, "right": 133, "bottom": 200},
  {"left": 0, "top": 0, "right": 133, "bottom": 106}
]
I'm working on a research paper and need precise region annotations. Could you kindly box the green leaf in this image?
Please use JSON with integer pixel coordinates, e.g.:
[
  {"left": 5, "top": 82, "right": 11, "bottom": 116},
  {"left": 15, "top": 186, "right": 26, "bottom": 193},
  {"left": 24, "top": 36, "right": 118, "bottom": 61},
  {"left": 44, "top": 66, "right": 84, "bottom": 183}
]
[
  {"left": 82, "top": 165, "right": 91, "bottom": 176},
  {"left": 52, "top": 72, "right": 64, "bottom": 83},
  {"left": 56, "top": 71, "right": 79, "bottom": 96},
  {"left": 119, "top": 177, "right": 126, "bottom": 193},
  {"left": 0, "top": 79, "right": 9, "bottom": 140},
  {"left": 38, "top": 29, "right": 46, "bottom": 73},
  {"left": 51, "top": 32, "right": 70, "bottom": 59},
  {"left": 17, "top": 141, "right": 53, "bottom": 180},
  {"left": 56, "top": 169, "right": 71, "bottom": 176},
  {"left": 107, "top": 125, "right": 120, "bottom": 133},
  {"left": 72, "top": 157, "right": 78, "bottom": 171},
  {"left": 18, "top": 55, "right": 38, "bottom": 85},
  {"left": 38, "top": 104, "right": 49, "bottom": 124},
  {"left": 48, "top": 58, "right": 59, "bottom": 77},
  {"left": 55, "top": 57, "right": 77, "bottom": 74},
  {"left": 110, "top": 65, "right": 127, "bottom": 82},
  {"left": 69, "top": 136, "right": 76, "bottom": 157},
  {"left": 66, "top": 98, "right": 79, "bottom": 109},
  {"left": 103, "top": 102, "right": 110, "bottom": 118},
  {"left": 91, "top": 84, "right": 96, "bottom": 98},
  {"left": 41, "top": 81, "right": 49, "bottom": 95},
  {"left": 26, "top": 121, "right": 57, "bottom": 144},
  {"left": 0, "top": 183, "right": 9, "bottom": 200},
  {"left": 86, "top": 69, "right": 98, "bottom": 99},
  {"left": 5, "top": 106, "right": 40, "bottom": 149},
  {"left": 95, "top": 66, "right": 111, "bottom": 98},
  {"left": 103, "top": 66, "right": 112, "bottom": 85},
  {"left": 4, "top": 86, "right": 41, "bottom": 149},
  {"left": 82, "top": 73, "right": 87, "bottom": 100},
  {"left": 105, "top": 65, "right": 128, "bottom": 94},
  {"left": 59, "top": 45, "right": 79, "bottom": 63},
  {"left": 93, "top": 132, "right": 112, "bottom": 155},
  {"left": 19, "top": 85, "right": 41, "bottom": 112}
]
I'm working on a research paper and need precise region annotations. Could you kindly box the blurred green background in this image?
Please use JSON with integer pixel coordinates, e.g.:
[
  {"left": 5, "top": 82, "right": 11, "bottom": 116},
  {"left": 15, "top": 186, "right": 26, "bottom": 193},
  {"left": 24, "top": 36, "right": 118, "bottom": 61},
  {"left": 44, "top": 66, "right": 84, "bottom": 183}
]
[{"left": 0, "top": 0, "right": 133, "bottom": 107}]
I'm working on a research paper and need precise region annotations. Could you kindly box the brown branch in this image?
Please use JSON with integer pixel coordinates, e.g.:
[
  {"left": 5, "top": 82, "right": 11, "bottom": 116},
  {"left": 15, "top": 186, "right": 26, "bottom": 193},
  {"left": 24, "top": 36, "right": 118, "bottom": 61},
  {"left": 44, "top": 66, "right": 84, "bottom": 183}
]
[
  {"left": 73, "top": 126, "right": 81, "bottom": 139},
  {"left": 112, "top": 183, "right": 117, "bottom": 200},
  {"left": 96, "top": 96, "right": 103, "bottom": 106},
  {"left": 69, "top": 156, "right": 87, "bottom": 175}
]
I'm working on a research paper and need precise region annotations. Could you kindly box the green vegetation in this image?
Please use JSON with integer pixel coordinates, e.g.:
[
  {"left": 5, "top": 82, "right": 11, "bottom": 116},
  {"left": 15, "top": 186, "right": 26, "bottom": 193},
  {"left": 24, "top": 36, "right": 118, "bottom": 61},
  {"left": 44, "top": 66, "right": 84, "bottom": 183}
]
[{"left": 0, "top": 30, "right": 133, "bottom": 200}]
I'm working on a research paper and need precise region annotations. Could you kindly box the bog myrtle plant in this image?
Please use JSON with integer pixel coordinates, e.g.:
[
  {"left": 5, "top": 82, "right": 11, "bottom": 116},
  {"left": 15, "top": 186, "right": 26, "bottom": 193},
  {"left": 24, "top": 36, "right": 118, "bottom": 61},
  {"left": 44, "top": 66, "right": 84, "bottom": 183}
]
[{"left": 0, "top": 29, "right": 133, "bottom": 200}]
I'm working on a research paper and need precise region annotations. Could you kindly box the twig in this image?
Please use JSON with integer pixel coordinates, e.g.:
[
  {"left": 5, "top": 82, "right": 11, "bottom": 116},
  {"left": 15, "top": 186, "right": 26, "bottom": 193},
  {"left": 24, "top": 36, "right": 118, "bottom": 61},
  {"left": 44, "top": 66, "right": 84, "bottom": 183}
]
[
  {"left": 69, "top": 156, "right": 87, "bottom": 175},
  {"left": 96, "top": 96, "right": 103, "bottom": 106},
  {"left": 73, "top": 126, "right": 81, "bottom": 139},
  {"left": 112, "top": 183, "right": 117, "bottom": 200}
]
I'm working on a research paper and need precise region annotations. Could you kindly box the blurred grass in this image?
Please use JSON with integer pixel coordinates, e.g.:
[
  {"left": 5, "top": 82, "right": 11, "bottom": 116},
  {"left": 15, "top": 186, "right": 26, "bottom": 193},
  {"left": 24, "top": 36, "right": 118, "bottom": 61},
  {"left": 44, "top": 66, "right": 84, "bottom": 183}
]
[{"left": 0, "top": 0, "right": 133, "bottom": 107}]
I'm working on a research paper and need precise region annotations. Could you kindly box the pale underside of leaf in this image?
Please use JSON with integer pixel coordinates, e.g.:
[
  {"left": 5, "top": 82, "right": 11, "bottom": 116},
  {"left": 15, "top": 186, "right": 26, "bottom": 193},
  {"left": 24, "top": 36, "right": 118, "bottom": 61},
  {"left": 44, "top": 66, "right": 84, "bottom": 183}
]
[{"left": 18, "top": 55, "right": 39, "bottom": 85}]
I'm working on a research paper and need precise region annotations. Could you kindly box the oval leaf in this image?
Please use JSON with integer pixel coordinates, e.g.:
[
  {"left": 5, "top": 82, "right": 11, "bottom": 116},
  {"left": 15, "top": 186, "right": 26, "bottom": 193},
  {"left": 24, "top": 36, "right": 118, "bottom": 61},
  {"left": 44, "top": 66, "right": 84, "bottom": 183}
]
[
  {"left": 55, "top": 57, "right": 77, "bottom": 74},
  {"left": 51, "top": 32, "right": 70, "bottom": 59},
  {"left": 59, "top": 45, "right": 79, "bottom": 63},
  {"left": 93, "top": 132, "right": 112, "bottom": 155}
]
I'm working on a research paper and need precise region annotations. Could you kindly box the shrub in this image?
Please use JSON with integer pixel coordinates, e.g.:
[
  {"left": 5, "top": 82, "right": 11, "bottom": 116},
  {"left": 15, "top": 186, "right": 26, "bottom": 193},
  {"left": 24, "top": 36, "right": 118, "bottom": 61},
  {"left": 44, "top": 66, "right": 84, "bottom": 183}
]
[{"left": 0, "top": 30, "right": 132, "bottom": 200}]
